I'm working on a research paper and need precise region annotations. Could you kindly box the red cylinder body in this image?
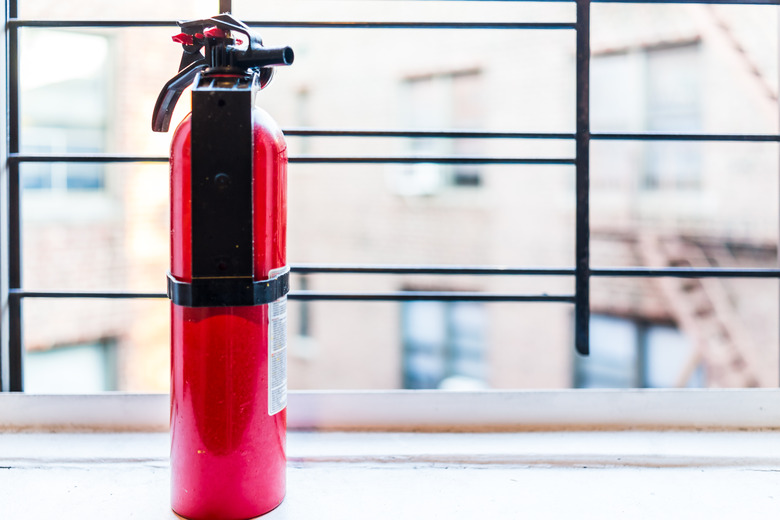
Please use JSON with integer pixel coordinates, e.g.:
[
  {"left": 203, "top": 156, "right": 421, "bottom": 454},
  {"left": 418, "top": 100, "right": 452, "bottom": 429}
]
[{"left": 169, "top": 106, "right": 288, "bottom": 520}]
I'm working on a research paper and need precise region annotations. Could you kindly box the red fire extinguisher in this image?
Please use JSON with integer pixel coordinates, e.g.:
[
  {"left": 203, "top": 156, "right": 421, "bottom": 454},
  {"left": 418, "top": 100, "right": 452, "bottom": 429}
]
[{"left": 152, "top": 14, "right": 293, "bottom": 520}]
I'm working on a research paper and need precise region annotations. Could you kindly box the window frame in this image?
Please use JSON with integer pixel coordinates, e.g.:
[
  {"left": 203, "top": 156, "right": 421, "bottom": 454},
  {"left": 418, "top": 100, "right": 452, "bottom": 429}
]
[
  {"left": 2, "top": 390, "right": 780, "bottom": 431},
  {"left": 1, "top": 0, "right": 780, "bottom": 398}
]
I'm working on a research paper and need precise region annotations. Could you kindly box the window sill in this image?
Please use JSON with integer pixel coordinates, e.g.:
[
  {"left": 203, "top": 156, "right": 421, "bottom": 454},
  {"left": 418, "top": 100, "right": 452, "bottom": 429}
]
[
  {"left": 3, "top": 428, "right": 780, "bottom": 519},
  {"left": 2, "top": 391, "right": 780, "bottom": 519},
  {"left": 1, "top": 389, "right": 780, "bottom": 431}
]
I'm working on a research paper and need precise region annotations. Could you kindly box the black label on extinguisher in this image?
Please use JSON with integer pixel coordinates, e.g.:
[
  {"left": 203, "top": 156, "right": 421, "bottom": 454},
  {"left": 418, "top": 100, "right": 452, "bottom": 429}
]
[{"left": 268, "top": 294, "right": 288, "bottom": 416}]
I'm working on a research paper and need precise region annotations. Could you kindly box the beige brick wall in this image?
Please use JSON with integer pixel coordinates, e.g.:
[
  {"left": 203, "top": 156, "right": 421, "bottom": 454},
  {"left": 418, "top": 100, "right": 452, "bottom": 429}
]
[{"left": 17, "top": 2, "right": 780, "bottom": 391}]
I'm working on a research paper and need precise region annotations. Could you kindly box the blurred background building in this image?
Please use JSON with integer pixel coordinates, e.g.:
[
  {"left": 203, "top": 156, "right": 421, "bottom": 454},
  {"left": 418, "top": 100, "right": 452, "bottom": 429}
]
[{"left": 16, "top": 1, "right": 779, "bottom": 392}]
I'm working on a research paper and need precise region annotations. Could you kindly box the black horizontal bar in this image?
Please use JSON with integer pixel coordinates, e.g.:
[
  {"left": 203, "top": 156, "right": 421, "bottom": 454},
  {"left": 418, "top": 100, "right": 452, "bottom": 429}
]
[
  {"left": 334, "top": 0, "right": 573, "bottom": 2},
  {"left": 10, "top": 266, "right": 780, "bottom": 297},
  {"left": 344, "top": 0, "right": 777, "bottom": 3},
  {"left": 291, "top": 264, "right": 574, "bottom": 275},
  {"left": 284, "top": 129, "right": 576, "bottom": 139},
  {"left": 251, "top": 21, "right": 576, "bottom": 30},
  {"left": 293, "top": 265, "right": 780, "bottom": 278},
  {"left": 595, "top": 0, "right": 779, "bottom": 3},
  {"left": 7, "top": 0, "right": 778, "bottom": 29},
  {"left": 294, "top": 265, "right": 780, "bottom": 278},
  {"left": 8, "top": 20, "right": 176, "bottom": 28},
  {"left": 592, "top": 133, "right": 780, "bottom": 142},
  {"left": 11, "top": 266, "right": 779, "bottom": 302},
  {"left": 9, "top": 20, "right": 575, "bottom": 30},
  {"left": 10, "top": 133, "right": 776, "bottom": 166},
  {"left": 289, "top": 291, "right": 575, "bottom": 302},
  {"left": 13, "top": 290, "right": 166, "bottom": 299},
  {"left": 9, "top": 154, "right": 574, "bottom": 165},
  {"left": 591, "top": 267, "right": 780, "bottom": 278},
  {"left": 9, "top": 289, "right": 573, "bottom": 303},
  {"left": 290, "top": 156, "right": 575, "bottom": 165},
  {"left": 9, "top": 154, "right": 168, "bottom": 163}
]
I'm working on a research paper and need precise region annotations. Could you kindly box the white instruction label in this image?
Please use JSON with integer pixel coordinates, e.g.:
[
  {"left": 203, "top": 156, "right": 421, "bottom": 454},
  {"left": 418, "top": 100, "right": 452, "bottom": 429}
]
[{"left": 268, "top": 296, "right": 288, "bottom": 416}]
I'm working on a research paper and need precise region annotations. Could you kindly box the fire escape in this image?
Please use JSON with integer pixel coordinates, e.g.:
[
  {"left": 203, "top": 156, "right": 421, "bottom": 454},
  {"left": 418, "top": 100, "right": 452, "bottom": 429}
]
[
  {"left": 592, "top": 8, "right": 777, "bottom": 388},
  {"left": 637, "top": 234, "right": 770, "bottom": 387}
]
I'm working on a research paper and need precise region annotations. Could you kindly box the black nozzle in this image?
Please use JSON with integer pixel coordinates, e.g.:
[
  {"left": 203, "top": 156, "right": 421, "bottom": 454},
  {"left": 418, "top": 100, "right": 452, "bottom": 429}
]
[
  {"left": 237, "top": 46, "right": 294, "bottom": 69},
  {"left": 152, "top": 13, "right": 293, "bottom": 133}
]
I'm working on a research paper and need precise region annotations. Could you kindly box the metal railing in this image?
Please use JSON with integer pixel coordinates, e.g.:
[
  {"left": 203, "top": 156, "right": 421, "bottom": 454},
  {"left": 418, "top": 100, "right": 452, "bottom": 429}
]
[{"left": 2, "top": 0, "right": 779, "bottom": 391}]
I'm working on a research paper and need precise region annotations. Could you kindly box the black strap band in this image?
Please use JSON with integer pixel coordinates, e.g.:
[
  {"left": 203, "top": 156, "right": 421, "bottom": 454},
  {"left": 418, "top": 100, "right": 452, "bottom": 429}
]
[{"left": 168, "top": 267, "right": 290, "bottom": 307}]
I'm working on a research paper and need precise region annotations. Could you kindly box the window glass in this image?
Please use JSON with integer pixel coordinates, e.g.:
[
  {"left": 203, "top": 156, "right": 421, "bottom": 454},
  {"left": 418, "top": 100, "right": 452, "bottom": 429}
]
[
  {"left": 25, "top": 340, "right": 118, "bottom": 393},
  {"left": 20, "top": 30, "right": 110, "bottom": 192},
  {"left": 576, "top": 315, "right": 705, "bottom": 389},
  {"left": 644, "top": 325, "right": 703, "bottom": 388},
  {"left": 576, "top": 315, "right": 639, "bottom": 388},
  {"left": 392, "top": 71, "right": 484, "bottom": 195},
  {"left": 403, "top": 300, "right": 487, "bottom": 389},
  {"left": 591, "top": 43, "right": 702, "bottom": 191}
]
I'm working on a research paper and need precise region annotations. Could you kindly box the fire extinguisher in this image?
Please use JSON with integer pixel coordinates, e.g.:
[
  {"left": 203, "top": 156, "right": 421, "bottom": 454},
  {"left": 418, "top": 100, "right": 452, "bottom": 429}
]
[{"left": 152, "top": 13, "right": 293, "bottom": 520}]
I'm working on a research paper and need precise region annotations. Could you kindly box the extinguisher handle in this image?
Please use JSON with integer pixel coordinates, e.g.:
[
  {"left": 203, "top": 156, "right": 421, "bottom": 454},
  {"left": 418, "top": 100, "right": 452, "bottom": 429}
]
[
  {"left": 152, "top": 59, "right": 208, "bottom": 133},
  {"left": 179, "top": 14, "right": 294, "bottom": 73},
  {"left": 152, "top": 13, "right": 293, "bottom": 133}
]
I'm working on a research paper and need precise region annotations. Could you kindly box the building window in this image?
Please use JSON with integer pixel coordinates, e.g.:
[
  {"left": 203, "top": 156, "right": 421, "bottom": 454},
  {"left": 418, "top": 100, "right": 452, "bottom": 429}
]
[
  {"left": 644, "top": 44, "right": 702, "bottom": 190},
  {"left": 575, "top": 314, "right": 704, "bottom": 389},
  {"left": 591, "top": 42, "right": 702, "bottom": 191},
  {"left": 20, "top": 30, "right": 111, "bottom": 192},
  {"left": 25, "top": 339, "right": 118, "bottom": 393},
  {"left": 391, "top": 70, "right": 483, "bottom": 196},
  {"left": 402, "top": 300, "right": 487, "bottom": 389}
]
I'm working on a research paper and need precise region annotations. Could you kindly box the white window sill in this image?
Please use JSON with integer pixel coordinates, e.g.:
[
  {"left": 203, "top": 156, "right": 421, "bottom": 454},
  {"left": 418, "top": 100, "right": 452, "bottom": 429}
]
[
  {"left": 2, "top": 391, "right": 780, "bottom": 519},
  {"left": 3, "top": 389, "right": 780, "bottom": 431}
]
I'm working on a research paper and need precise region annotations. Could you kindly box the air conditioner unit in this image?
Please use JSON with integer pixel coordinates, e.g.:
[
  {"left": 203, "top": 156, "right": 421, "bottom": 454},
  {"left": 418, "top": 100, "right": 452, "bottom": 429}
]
[{"left": 388, "top": 163, "right": 446, "bottom": 196}]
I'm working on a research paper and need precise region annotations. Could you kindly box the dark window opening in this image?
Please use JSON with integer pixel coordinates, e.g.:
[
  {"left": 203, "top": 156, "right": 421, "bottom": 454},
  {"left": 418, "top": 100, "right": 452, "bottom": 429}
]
[
  {"left": 402, "top": 298, "right": 487, "bottom": 390},
  {"left": 575, "top": 314, "right": 705, "bottom": 389}
]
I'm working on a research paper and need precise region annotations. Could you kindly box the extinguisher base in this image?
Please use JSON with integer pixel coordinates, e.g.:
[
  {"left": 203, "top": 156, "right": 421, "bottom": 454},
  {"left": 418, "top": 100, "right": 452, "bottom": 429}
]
[{"left": 171, "top": 496, "right": 285, "bottom": 520}]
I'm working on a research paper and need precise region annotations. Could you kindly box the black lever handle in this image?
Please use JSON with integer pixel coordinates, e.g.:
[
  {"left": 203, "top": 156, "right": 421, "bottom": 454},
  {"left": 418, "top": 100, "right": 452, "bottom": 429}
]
[{"left": 152, "top": 59, "right": 207, "bottom": 133}]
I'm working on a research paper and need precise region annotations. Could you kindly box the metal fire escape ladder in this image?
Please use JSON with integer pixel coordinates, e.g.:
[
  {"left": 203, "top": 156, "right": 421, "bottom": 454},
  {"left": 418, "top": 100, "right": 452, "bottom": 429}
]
[
  {"left": 637, "top": 234, "right": 767, "bottom": 388},
  {"left": 705, "top": 5, "right": 778, "bottom": 103}
]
